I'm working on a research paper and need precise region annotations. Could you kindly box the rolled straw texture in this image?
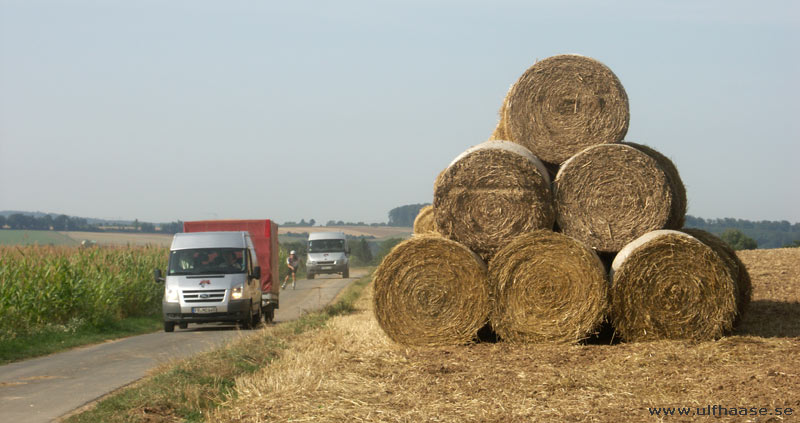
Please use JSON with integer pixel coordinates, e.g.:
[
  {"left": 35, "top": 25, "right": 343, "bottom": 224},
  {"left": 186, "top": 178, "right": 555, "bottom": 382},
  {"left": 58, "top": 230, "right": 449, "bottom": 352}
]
[
  {"left": 626, "top": 142, "right": 687, "bottom": 228},
  {"left": 610, "top": 230, "right": 738, "bottom": 342},
  {"left": 412, "top": 205, "right": 438, "bottom": 235},
  {"left": 489, "top": 85, "right": 512, "bottom": 141},
  {"left": 373, "top": 235, "right": 490, "bottom": 346},
  {"left": 502, "top": 54, "right": 629, "bottom": 164},
  {"left": 489, "top": 230, "right": 608, "bottom": 343},
  {"left": 554, "top": 143, "right": 686, "bottom": 253},
  {"left": 681, "top": 228, "right": 752, "bottom": 324},
  {"left": 434, "top": 140, "right": 555, "bottom": 261}
]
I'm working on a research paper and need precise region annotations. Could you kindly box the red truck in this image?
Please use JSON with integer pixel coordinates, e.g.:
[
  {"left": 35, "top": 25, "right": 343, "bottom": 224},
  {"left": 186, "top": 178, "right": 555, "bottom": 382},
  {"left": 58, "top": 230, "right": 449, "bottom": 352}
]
[{"left": 182, "top": 219, "right": 280, "bottom": 322}]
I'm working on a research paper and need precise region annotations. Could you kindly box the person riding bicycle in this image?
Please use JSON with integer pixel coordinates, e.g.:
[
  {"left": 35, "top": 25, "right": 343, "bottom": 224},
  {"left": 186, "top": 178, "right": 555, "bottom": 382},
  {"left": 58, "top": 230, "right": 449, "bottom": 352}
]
[{"left": 281, "top": 250, "right": 300, "bottom": 290}]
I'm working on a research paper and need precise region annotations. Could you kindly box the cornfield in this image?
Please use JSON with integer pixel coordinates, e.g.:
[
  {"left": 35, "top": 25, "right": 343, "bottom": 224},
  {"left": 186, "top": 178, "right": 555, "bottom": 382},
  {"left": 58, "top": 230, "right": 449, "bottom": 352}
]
[{"left": 0, "top": 245, "right": 168, "bottom": 339}]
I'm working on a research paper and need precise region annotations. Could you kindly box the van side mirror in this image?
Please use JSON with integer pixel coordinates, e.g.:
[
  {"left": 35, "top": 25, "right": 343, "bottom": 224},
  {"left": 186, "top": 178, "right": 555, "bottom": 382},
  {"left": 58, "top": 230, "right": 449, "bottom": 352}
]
[
  {"left": 252, "top": 266, "right": 261, "bottom": 280},
  {"left": 154, "top": 269, "right": 165, "bottom": 283}
]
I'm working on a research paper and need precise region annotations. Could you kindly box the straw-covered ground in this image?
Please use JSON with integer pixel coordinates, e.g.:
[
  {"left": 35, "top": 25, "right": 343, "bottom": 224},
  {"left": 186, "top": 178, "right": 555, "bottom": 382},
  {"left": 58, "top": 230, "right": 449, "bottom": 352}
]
[{"left": 211, "top": 248, "right": 799, "bottom": 422}]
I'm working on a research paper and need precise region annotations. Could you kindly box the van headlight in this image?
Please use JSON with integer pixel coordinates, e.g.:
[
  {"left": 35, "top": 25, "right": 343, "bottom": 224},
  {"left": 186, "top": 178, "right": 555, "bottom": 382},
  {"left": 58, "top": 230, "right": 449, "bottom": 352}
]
[
  {"left": 165, "top": 286, "right": 179, "bottom": 303},
  {"left": 231, "top": 284, "right": 243, "bottom": 300}
]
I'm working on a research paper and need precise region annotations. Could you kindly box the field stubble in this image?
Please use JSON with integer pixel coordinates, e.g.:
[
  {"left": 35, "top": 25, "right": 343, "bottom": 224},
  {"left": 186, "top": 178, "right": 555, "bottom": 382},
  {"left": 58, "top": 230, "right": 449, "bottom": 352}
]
[{"left": 211, "top": 248, "right": 800, "bottom": 422}]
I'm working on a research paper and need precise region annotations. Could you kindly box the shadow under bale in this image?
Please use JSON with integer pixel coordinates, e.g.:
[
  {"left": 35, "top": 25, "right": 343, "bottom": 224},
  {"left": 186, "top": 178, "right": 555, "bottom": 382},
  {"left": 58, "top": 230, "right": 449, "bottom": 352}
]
[{"left": 734, "top": 300, "right": 800, "bottom": 338}]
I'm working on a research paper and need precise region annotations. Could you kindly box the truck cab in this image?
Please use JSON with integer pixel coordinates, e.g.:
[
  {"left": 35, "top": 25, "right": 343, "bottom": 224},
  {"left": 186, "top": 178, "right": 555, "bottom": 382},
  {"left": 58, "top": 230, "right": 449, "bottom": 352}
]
[
  {"left": 306, "top": 231, "right": 350, "bottom": 279},
  {"left": 158, "top": 231, "right": 263, "bottom": 332}
]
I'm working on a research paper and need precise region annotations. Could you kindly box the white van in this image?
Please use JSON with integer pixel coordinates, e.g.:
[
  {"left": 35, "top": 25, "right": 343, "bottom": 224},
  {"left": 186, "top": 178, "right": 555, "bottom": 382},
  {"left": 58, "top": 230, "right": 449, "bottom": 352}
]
[
  {"left": 155, "top": 231, "right": 263, "bottom": 332},
  {"left": 306, "top": 231, "right": 350, "bottom": 279}
]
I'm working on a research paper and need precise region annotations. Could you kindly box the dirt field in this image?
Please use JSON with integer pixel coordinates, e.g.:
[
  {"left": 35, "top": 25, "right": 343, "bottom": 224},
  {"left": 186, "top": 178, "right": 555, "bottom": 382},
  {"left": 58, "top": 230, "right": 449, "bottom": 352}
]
[
  {"left": 61, "top": 231, "right": 173, "bottom": 246},
  {"left": 279, "top": 226, "right": 412, "bottom": 239},
  {"left": 58, "top": 226, "right": 411, "bottom": 247},
  {"left": 211, "top": 248, "right": 800, "bottom": 422}
]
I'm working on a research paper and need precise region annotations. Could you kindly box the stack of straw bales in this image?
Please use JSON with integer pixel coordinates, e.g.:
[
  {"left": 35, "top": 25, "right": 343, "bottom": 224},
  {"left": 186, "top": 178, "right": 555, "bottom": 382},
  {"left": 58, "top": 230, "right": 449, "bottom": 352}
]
[
  {"left": 373, "top": 53, "right": 750, "bottom": 347},
  {"left": 412, "top": 205, "right": 437, "bottom": 235}
]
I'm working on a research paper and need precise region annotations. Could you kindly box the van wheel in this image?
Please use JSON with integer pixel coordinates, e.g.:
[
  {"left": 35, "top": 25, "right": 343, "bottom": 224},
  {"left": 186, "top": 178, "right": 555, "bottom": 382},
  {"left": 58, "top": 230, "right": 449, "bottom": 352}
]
[
  {"left": 251, "top": 302, "right": 262, "bottom": 328},
  {"left": 343, "top": 268, "right": 349, "bottom": 278},
  {"left": 164, "top": 322, "right": 175, "bottom": 332},
  {"left": 308, "top": 273, "right": 315, "bottom": 280},
  {"left": 240, "top": 300, "right": 258, "bottom": 330},
  {"left": 179, "top": 322, "right": 188, "bottom": 329},
  {"left": 263, "top": 304, "right": 275, "bottom": 323}
]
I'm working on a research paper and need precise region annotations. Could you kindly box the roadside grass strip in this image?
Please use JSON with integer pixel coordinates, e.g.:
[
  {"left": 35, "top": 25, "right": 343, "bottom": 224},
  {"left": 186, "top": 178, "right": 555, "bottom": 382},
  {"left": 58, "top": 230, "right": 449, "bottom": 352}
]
[
  {"left": 0, "top": 315, "right": 162, "bottom": 365},
  {"left": 63, "top": 273, "right": 372, "bottom": 423}
]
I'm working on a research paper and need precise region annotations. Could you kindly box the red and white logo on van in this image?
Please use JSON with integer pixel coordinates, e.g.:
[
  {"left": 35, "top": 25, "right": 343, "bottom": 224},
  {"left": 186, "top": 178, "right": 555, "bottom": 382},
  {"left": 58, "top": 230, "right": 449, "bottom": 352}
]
[{"left": 199, "top": 280, "right": 211, "bottom": 287}]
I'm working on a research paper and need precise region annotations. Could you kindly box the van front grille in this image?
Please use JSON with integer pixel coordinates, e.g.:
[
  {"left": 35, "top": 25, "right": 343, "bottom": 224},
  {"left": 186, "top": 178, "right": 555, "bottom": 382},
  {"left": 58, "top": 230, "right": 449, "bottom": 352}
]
[{"left": 182, "top": 289, "right": 226, "bottom": 303}]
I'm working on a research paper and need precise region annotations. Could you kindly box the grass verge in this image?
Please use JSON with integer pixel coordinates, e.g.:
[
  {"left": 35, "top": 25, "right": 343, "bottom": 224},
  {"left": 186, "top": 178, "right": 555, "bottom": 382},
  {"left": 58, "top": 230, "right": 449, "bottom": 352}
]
[
  {"left": 63, "top": 273, "right": 372, "bottom": 423},
  {"left": 0, "top": 315, "right": 162, "bottom": 365}
]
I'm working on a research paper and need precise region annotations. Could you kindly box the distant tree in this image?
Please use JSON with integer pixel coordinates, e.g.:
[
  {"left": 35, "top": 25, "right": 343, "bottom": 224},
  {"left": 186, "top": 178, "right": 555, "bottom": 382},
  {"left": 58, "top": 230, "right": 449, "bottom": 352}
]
[
  {"left": 308, "top": 219, "right": 316, "bottom": 226},
  {"left": 159, "top": 221, "right": 183, "bottom": 234},
  {"left": 684, "top": 214, "right": 800, "bottom": 249},
  {"left": 54, "top": 214, "right": 69, "bottom": 231},
  {"left": 0, "top": 215, "right": 5, "bottom": 228},
  {"left": 388, "top": 204, "right": 429, "bottom": 227},
  {"left": 7, "top": 214, "right": 30, "bottom": 229},
  {"left": 374, "top": 238, "right": 404, "bottom": 264},
  {"left": 65, "top": 217, "right": 97, "bottom": 231},
  {"left": 720, "top": 229, "right": 757, "bottom": 250},
  {"left": 140, "top": 222, "right": 156, "bottom": 232},
  {"left": 351, "top": 238, "right": 373, "bottom": 265},
  {"left": 299, "top": 218, "right": 308, "bottom": 226}
]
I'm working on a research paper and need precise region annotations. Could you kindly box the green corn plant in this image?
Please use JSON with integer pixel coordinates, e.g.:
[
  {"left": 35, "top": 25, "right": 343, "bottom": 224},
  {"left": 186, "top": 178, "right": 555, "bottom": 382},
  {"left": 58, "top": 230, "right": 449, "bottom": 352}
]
[{"left": 0, "top": 245, "right": 168, "bottom": 340}]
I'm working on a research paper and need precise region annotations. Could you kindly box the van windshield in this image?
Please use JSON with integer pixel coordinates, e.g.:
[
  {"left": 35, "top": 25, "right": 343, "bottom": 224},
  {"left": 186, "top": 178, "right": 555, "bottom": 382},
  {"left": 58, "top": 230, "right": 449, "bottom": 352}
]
[
  {"left": 168, "top": 248, "right": 246, "bottom": 276},
  {"left": 308, "top": 239, "right": 345, "bottom": 253}
]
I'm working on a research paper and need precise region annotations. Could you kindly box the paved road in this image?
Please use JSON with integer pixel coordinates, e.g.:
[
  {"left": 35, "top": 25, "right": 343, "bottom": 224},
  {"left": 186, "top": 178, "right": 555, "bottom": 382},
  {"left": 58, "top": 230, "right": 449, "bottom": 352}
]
[{"left": 0, "top": 270, "right": 365, "bottom": 423}]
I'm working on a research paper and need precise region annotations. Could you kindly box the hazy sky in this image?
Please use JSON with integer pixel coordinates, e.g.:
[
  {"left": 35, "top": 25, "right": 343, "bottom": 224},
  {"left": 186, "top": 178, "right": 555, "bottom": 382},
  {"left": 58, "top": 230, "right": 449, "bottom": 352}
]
[{"left": 1, "top": 0, "right": 798, "bottom": 224}]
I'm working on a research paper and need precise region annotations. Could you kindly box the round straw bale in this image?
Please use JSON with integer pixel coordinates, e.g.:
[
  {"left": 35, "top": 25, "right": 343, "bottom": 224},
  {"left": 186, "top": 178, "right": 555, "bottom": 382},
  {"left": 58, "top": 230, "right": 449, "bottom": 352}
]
[
  {"left": 554, "top": 142, "right": 686, "bottom": 253},
  {"left": 626, "top": 142, "right": 687, "bottom": 228},
  {"left": 489, "top": 230, "right": 608, "bottom": 343},
  {"left": 373, "top": 235, "right": 490, "bottom": 346},
  {"left": 502, "top": 54, "right": 630, "bottom": 164},
  {"left": 609, "top": 230, "right": 738, "bottom": 342},
  {"left": 489, "top": 86, "right": 512, "bottom": 141},
  {"left": 681, "top": 228, "right": 752, "bottom": 324},
  {"left": 412, "top": 205, "right": 438, "bottom": 235},
  {"left": 433, "top": 140, "right": 555, "bottom": 260}
]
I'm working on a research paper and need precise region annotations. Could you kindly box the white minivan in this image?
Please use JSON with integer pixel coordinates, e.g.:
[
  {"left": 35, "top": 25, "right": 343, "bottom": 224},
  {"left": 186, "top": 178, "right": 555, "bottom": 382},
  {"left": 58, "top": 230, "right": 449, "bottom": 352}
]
[
  {"left": 155, "top": 231, "right": 263, "bottom": 332},
  {"left": 305, "top": 231, "right": 350, "bottom": 279}
]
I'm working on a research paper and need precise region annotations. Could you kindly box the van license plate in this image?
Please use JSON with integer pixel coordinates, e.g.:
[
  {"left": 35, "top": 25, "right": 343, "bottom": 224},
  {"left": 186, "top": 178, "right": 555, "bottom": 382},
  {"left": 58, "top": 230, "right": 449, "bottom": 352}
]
[
  {"left": 321, "top": 266, "right": 332, "bottom": 270},
  {"left": 192, "top": 307, "right": 216, "bottom": 313}
]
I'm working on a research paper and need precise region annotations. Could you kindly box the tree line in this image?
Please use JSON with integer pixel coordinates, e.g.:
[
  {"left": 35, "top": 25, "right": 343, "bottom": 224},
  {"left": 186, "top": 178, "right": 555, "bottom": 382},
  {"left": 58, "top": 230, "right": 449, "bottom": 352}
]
[
  {"left": 0, "top": 213, "right": 184, "bottom": 234},
  {"left": 281, "top": 218, "right": 390, "bottom": 227},
  {"left": 684, "top": 215, "right": 800, "bottom": 249},
  {"left": 6, "top": 208, "right": 796, "bottom": 249},
  {"left": 281, "top": 204, "right": 431, "bottom": 228}
]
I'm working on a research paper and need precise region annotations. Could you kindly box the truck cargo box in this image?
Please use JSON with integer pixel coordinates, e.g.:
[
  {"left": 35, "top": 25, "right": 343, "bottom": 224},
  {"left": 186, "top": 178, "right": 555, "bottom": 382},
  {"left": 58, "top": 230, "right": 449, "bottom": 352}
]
[{"left": 183, "top": 220, "right": 279, "bottom": 303}]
